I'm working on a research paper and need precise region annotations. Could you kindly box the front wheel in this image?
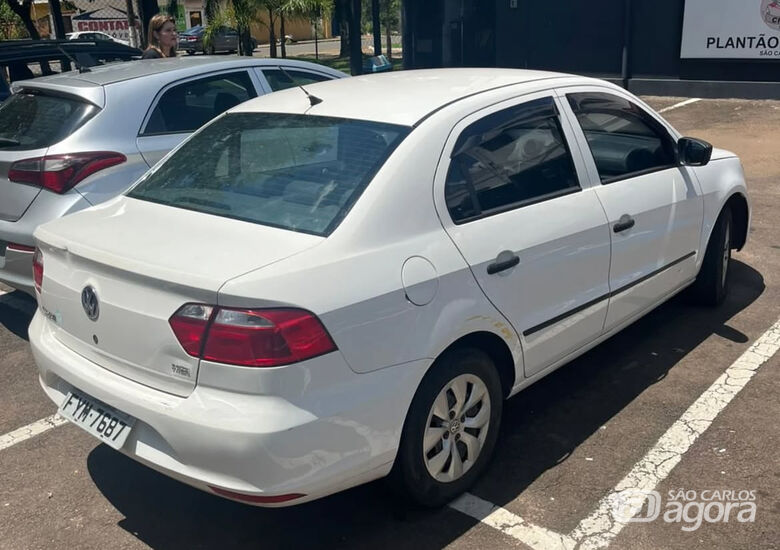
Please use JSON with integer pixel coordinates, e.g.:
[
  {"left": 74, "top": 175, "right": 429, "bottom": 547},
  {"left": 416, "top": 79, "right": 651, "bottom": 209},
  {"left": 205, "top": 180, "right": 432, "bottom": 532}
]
[
  {"left": 391, "top": 348, "right": 503, "bottom": 507},
  {"left": 690, "top": 207, "right": 732, "bottom": 306}
]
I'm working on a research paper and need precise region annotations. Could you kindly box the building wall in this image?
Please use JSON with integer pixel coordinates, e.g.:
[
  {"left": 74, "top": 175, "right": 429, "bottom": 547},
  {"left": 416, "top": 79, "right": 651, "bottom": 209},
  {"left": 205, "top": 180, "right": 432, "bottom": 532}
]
[{"left": 406, "top": 0, "right": 780, "bottom": 97}]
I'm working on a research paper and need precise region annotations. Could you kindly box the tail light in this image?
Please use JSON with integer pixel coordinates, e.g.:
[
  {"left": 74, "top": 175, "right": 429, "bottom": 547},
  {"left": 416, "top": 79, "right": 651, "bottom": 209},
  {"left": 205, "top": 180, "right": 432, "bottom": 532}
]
[
  {"left": 8, "top": 152, "right": 127, "bottom": 194},
  {"left": 169, "top": 305, "right": 337, "bottom": 367},
  {"left": 32, "top": 247, "right": 43, "bottom": 294}
]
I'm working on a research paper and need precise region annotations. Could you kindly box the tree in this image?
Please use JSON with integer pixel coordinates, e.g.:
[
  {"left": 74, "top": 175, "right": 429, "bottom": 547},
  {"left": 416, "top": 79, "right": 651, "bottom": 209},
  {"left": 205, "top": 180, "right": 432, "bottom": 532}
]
[
  {"left": 0, "top": 0, "right": 25, "bottom": 40},
  {"left": 1, "top": 0, "right": 41, "bottom": 40},
  {"left": 380, "top": 0, "right": 399, "bottom": 60},
  {"left": 278, "top": 0, "right": 329, "bottom": 58}
]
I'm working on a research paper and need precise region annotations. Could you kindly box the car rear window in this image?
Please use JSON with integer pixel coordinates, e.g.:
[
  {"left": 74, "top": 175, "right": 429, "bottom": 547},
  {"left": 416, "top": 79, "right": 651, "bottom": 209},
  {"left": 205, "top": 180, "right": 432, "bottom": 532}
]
[
  {"left": 127, "top": 113, "right": 410, "bottom": 236},
  {"left": 0, "top": 92, "right": 98, "bottom": 151}
]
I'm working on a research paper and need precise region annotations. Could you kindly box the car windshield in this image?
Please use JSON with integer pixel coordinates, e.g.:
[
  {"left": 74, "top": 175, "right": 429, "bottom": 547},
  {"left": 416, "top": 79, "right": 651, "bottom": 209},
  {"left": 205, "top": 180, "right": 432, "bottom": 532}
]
[{"left": 128, "top": 113, "right": 410, "bottom": 236}]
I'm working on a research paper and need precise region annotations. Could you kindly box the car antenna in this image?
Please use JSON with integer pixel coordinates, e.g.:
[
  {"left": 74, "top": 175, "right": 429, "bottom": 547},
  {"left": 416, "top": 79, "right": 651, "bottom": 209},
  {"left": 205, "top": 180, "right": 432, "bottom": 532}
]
[
  {"left": 56, "top": 44, "right": 91, "bottom": 73},
  {"left": 278, "top": 66, "right": 322, "bottom": 107}
]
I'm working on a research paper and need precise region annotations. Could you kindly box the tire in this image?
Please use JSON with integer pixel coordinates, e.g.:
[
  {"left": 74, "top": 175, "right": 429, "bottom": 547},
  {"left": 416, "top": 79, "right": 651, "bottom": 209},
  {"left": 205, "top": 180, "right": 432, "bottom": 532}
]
[
  {"left": 690, "top": 207, "right": 732, "bottom": 306},
  {"left": 390, "top": 348, "right": 503, "bottom": 507},
  {"left": 186, "top": 50, "right": 194, "bottom": 56}
]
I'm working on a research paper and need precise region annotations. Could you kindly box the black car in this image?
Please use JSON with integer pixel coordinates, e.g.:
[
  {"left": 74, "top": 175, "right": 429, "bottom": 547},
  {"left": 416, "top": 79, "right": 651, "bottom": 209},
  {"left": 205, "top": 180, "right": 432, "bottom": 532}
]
[{"left": 0, "top": 39, "right": 141, "bottom": 99}]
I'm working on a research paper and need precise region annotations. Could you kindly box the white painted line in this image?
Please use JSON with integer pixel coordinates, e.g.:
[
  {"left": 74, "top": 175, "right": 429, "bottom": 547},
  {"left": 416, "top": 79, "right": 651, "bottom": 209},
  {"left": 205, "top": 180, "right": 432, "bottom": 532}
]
[
  {"left": 571, "top": 317, "right": 780, "bottom": 549},
  {"left": 450, "top": 492, "right": 576, "bottom": 550},
  {"left": 658, "top": 98, "right": 701, "bottom": 114},
  {"left": 448, "top": 318, "right": 779, "bottom": 549},
  {"left": 0, "top": 414, "right": 68, "bottom": 452}
]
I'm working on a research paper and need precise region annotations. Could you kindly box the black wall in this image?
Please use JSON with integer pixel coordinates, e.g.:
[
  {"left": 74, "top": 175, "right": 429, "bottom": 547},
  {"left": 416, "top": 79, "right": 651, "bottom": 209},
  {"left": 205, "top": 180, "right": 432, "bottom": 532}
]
[{"left": 406, "top": 0, "right": 780, "bottom": 97}]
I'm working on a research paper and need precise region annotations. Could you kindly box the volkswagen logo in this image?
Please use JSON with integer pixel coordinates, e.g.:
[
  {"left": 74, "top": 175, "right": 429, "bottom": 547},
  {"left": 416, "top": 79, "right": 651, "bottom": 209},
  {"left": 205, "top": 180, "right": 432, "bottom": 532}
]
[{"left": 81, "top": 286, "right": 99, "bottom": 322}]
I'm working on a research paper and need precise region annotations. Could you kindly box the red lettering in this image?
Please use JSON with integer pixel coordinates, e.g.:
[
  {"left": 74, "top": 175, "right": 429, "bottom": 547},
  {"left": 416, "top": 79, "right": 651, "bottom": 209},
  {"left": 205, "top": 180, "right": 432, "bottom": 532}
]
[
  {"left": 77, "top": 22, "right": 88, "bottom": 31},
  {"left": 99, "top": 21, "right": 109, "bottom": 31},
  {"left": 88, "top": 21, "right": 98, "bottom": 31}
]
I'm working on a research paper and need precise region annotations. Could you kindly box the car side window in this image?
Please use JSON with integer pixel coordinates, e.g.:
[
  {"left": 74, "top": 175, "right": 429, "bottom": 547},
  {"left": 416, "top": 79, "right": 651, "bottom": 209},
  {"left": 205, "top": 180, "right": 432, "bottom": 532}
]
[
  {"left": 142, "top": 71, "right": 257, "bottom": 135},
  {"left": 445, "top": 96, "right": 580, "bottom": 224},
  {"left": 262, "top": 69, "right": 331, "bottom": 92},
  {"left": 567, "top": 92, "right": 677, "bottom": 183}
]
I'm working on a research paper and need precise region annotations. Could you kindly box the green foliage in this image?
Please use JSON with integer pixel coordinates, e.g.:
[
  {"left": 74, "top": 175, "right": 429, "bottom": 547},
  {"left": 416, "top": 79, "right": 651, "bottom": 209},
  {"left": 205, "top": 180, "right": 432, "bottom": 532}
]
[{"left": 0, "top": 0, "right": 26, "bottom": 40}]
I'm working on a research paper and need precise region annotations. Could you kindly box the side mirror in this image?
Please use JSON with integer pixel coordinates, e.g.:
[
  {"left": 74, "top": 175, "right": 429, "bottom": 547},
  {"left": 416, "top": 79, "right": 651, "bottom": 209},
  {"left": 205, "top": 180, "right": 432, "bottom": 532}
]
[{"left": 678, "top": 137, "right": 713, "bottom": 166}]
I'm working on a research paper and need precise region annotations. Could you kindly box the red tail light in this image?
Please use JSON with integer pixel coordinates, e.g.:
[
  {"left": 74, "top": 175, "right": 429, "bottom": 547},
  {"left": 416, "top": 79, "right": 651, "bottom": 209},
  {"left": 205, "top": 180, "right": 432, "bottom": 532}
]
[
  {"left": 32, "top": 247, "right": 43, "bottom": 294},
  {"left": 169, "top": 305, "right": 337, "bottom": 367},
  {"left": 8, "top": 152, "right": 127, "bottom": 194}
]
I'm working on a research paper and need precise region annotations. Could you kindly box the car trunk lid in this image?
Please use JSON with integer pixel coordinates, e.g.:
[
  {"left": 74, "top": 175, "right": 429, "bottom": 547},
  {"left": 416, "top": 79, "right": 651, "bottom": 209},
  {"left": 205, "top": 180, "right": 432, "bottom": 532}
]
[{"left": 35, "top": 196, "right": 324, "bottom": 396}]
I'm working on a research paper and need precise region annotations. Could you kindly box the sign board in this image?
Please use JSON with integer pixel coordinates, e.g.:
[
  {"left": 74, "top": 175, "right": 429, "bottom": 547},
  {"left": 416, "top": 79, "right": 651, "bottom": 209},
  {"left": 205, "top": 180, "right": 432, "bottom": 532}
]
[
  {"left": 680, "top": 0, "right": 780, "bottom": 60},
  {"left": 71, "top": 6, "right": 131, "bottom": 42},
  {"left": 681, "top": 0, "right": 780, "bottom": 58}
]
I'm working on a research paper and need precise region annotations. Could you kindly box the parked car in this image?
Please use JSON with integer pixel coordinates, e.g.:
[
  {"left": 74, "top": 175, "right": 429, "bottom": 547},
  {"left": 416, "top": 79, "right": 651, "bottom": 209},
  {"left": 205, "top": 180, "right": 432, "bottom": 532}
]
[
  {"left": 178, "top": 25, "right": 250, "bottom": 55},
  {"left": 0, "top": 57, "right": 345, "bottom": 294},
  {"left": 0, "top": 39, "right": 141, "bottom": 89},
  {"left": 66, "top": 31, "right": 130, "bottom": 46},
  {"left": 29, "top": 69, "right": 749, "bottom": 508}
]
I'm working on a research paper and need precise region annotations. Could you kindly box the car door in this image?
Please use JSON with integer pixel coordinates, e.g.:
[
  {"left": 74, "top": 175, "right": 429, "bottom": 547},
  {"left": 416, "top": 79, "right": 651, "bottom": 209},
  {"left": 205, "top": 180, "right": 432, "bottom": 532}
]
[
  {"left": 434, "top": 93, "right": 612, "bottom": 378},
  {"left": 136, "top": 70, "right": 259, "bottom": 167},
  {"left": 558, "top": 88, "right": 704, "bottom": 331}
]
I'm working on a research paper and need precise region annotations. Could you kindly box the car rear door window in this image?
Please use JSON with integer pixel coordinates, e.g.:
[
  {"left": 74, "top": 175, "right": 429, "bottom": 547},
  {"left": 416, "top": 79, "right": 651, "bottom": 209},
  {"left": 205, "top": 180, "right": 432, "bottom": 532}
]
[
  {"left": 0, "top": 92, "right": 97, "bottom": 151},
  {"left": 445, "top": 96, "right": 580, "bottom": 224},
  {"left": 142, "top": 71, "right": 257, "bottom": 135},
  {"left": 262, "top": 69, "right": 332, "bottom": 92},
  {"left": 566, "top": 92, "right": 677, "bottom": 183}
]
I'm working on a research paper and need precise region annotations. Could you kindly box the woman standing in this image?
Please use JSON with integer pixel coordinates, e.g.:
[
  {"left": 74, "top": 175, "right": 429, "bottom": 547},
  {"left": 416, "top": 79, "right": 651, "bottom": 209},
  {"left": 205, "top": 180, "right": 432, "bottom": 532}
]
[{"left": 143, "top": 14, "right": 178, "bottom": 59}]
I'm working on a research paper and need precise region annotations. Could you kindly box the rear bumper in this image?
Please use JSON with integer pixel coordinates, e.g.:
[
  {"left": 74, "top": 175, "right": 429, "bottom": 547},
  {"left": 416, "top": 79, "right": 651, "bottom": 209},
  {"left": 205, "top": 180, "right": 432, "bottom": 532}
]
[
  {"left": 0, "top": 246, "right": 34, "bottom": 296},
  {"left": 0, "top": 190, "right": 90, "bottom": 295},
  {"left": 29, "top": 311, "right": 428, "bottom": 506}
]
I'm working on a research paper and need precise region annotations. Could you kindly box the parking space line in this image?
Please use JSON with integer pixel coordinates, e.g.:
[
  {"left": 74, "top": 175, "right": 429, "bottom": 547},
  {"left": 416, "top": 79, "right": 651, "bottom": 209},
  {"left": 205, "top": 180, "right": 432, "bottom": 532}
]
[
  {"left": 658, "top": 98, "right": 701, "bottom": 113},
  {"left": 0, "top": 414, "right": 67, "bottom": 452},
  {"left": 449, "top": 317, "right": 779, "bottom": 549},
  {"left": 570, "top": 317, "right": 780, "bottom": 549},
  {"left": 450, "top": 493, "right": 575, "bottom": 550}
]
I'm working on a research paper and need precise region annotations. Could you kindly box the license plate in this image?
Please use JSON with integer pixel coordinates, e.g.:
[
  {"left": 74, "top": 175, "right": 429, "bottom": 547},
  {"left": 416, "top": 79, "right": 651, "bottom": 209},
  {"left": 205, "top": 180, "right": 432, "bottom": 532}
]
[{"left": 58, "top": 391, "right": 135, "bottom": 450}]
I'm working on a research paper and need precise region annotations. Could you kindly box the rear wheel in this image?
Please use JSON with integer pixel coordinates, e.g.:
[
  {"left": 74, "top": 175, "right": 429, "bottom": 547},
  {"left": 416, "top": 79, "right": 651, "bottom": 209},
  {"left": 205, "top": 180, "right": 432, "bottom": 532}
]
[
  {"left": 391, "top": 348, "right": 502, "bottom": 507},
  {"left": 690, "top": 207, "right": 732, "bottom": 306}
]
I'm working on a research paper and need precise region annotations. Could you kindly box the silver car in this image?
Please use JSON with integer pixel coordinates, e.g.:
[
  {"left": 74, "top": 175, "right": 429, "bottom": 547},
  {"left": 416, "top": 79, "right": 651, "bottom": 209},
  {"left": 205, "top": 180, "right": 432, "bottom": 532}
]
[{"left": 0, "top": 56, "right": 345, "bottom": 295}]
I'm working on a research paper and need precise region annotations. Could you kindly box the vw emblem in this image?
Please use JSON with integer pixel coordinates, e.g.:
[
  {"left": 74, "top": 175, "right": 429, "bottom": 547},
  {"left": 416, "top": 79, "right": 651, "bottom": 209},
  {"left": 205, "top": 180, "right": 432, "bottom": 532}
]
[{"left": 81, "top": 286, "right": 99, "bottom": 322}]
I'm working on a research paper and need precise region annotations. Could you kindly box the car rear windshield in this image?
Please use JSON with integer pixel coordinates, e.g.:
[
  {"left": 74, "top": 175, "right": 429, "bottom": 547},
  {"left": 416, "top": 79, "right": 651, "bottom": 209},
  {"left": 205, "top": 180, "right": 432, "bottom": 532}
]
[
  {"left": 0, "top": 91, "right": 98, "bottom": 151},
  {"left": 127, "top": 113, "right": 410, "bottom": 236}
]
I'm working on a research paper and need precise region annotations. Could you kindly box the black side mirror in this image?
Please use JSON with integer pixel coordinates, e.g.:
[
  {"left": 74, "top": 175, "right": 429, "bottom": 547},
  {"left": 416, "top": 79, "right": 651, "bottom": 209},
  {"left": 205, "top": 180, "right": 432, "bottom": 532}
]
[{"left": 678, "top": 137, "right": 713, "bottom": 166}]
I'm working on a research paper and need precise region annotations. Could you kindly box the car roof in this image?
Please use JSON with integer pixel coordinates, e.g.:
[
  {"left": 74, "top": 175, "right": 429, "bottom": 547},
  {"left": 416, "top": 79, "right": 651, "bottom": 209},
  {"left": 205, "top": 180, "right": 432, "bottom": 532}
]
[
  {"left": 15, "top": 57, "right": 343, "bottom": 89},
  {"left": 231, "top": 68, "right": 596, "bottom": 126}
]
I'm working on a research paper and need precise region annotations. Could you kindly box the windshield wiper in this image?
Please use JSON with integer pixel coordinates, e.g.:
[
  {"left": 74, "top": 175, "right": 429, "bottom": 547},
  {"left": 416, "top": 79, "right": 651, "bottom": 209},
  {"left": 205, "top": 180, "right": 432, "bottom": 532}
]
[{"left": 0, "top": 138, "right": 21, "bottom": 148}]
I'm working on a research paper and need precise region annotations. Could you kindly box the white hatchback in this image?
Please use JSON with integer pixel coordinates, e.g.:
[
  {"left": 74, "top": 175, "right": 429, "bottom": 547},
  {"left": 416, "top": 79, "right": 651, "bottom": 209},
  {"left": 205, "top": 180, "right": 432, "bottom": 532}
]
[{"left": 30, "top": 69, "right": 750, "bottom": 507}]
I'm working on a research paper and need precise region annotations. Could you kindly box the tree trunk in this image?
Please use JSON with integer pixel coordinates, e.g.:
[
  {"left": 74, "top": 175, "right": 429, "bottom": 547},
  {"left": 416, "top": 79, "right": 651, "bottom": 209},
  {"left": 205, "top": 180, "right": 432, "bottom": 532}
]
[
  {"left": 6, "top": 0, "right": 41, "bottom": 40},
  {"left": 280, "top": 13, "right": 286, "bottom": 58},
  {"left": 267, "top": 9, "right": 277, "bottom": 58},
  {"left": 335, "top": 0, "right": 349, "bottom": 58},
  {"left": 349, "top": 0, "right": 361, "bottom": 75},
  {"left": 385, "top": 26, "right": 391, "bottom": 60},
  {"left": 371, "top": 0, "right": 381, "bottom": 56}
]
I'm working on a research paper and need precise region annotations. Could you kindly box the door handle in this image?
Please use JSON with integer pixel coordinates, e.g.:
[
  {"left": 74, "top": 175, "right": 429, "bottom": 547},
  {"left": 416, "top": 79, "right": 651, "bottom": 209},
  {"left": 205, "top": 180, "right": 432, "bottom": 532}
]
[
  {"left": 487, "top": 251, "right": 520, "bottom": 275},
  {"left": 613, "top": 214, "right": 635, "bottom": 233}
]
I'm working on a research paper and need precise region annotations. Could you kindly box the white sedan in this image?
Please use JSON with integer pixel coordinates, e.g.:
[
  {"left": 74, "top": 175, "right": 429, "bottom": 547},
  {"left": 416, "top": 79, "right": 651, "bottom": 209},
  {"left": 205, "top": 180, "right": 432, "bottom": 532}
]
[
  {"left": 29, "top": 69, "right": 750, "bottom": 507},
  {"left": 66, "top": 31, "right": 130, "bottom": 46}
]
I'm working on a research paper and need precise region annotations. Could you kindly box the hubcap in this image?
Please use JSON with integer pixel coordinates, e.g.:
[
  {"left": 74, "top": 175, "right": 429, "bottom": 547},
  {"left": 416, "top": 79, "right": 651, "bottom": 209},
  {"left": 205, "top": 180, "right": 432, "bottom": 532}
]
[
  {"left": 423, "top": 374, "right": 491, "bottom": 483},
  {"left": 722, "top": 223, "right": 730, "bottom": 288}
]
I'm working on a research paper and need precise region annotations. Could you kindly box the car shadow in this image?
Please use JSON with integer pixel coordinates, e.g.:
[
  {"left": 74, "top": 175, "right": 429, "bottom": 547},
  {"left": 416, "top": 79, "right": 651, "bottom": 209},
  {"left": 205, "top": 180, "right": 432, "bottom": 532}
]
[
  {"left": 0, "top": 290, "right": 36, "bottom": 341},
  {"left": 87, "top": 260, "right": 764, "bottom": 549}
]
